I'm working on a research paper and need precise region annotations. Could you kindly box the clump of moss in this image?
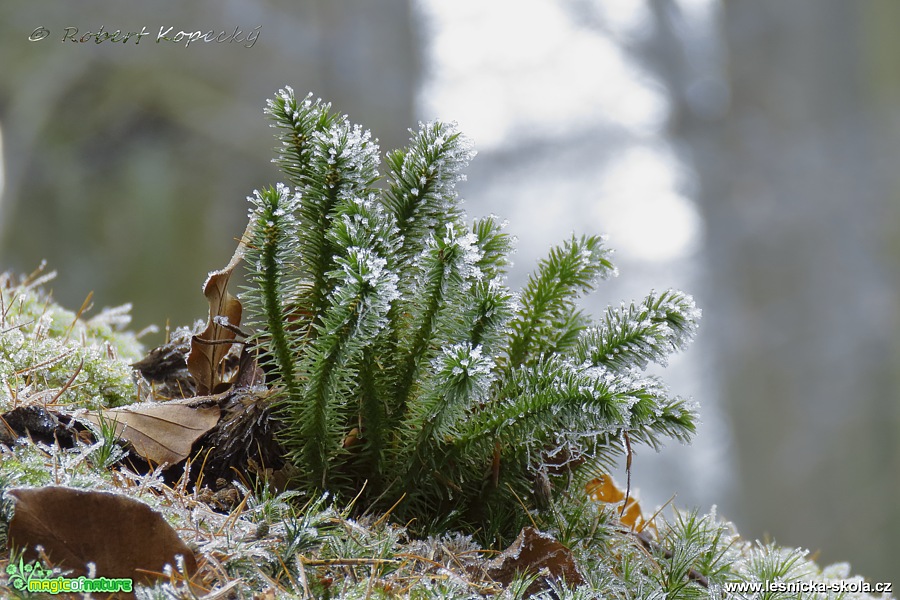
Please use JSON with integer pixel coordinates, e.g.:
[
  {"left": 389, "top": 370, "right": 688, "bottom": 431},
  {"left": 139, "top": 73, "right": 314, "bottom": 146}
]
[{"left": 0, "top": 266, "right": 143, "bottom": 410}]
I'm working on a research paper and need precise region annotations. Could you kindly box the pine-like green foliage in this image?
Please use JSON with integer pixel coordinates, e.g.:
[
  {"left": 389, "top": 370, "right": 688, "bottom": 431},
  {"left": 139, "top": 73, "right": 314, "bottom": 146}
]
[{"left": 241, "top": 87, "right": 701, "bottom": 541}]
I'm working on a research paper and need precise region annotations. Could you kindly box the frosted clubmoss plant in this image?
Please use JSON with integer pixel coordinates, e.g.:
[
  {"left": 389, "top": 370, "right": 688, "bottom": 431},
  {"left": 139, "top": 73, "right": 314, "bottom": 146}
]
[
  {"left": 0, "top": 267, "right": 142, "bottom": 410},
  {"left": 241, "top": 87, "right": 701, "bottom": 542}
]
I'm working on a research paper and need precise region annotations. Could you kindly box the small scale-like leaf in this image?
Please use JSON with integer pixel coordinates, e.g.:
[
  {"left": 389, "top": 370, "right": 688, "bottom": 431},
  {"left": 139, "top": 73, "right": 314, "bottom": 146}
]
[
  {"left": 84, "top": 401, "right": 220, "bottom": 466},
  {"left": 7, "top": 487, "right": 197, "bottom": 589}
]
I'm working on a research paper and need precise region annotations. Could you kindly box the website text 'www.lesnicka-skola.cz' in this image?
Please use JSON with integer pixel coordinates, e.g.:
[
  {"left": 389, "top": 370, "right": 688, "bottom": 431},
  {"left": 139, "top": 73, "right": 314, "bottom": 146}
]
[{"left": 718, "top": 579, "right": 892, "bottom": 595}]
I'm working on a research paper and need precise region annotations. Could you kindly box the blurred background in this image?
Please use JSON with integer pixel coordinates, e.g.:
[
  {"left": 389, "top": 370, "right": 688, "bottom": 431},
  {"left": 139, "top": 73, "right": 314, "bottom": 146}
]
[{"left": 1, "top": 0, "right": 898, "bottom": 584}]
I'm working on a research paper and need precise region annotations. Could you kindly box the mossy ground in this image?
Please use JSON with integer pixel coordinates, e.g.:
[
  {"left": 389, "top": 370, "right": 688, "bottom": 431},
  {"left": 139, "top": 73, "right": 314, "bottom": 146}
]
[{"left": 0, "top": 270, "right": 891, "bottom": 599}]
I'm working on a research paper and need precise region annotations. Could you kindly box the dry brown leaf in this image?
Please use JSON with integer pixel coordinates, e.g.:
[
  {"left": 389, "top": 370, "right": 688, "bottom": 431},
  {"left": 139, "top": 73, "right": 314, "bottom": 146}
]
[
  {"left": 84, "top": 402, "right": 220, "bottom": 466},
  {"left": 7, "top": 486, "right": 197, "bottom": 591},
  {"left": 0, "top": 405, "right": 81, "bottom": 448},
  {"left": 131, "top": 331, "right": 196, "bottom": 400},
  {"left": 187, "top": 227, "right": 250, "bottom": 395},
  {"left": 485, "top": 526, "right": 584, "bottom": 596}
]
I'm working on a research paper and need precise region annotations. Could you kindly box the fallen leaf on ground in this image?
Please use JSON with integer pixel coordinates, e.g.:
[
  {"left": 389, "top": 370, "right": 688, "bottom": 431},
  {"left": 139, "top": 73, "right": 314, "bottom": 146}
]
[
  {"left": 7, "top": 486, "right": 197, "bottom": 591},
  {"left": 83, "top": 401, "right": 220, "bottom": 466},
  {"left": 485, "top": 526, "right": 583, "bottom": 596},
  {"left": 0, "top": 405, "right": 81, "bottom": 448},
  {"left": 132, "top": 330, "right": 196, "bottom": 400}
]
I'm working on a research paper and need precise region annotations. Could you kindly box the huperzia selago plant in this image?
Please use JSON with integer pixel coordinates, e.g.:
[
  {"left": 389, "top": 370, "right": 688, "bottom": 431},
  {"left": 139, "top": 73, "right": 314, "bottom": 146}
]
[
  {"left": 241, "top": 87, "right": 701, "bottom": 543},
  {"left": 2, "top": 88, "right": 891, "bottom": 599}
]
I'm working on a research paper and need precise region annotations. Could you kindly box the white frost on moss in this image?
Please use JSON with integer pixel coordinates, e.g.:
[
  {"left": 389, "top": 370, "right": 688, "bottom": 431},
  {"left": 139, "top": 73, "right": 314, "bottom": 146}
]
[{"left": 0, "top": 270, "right": 142, "bottom": 410}]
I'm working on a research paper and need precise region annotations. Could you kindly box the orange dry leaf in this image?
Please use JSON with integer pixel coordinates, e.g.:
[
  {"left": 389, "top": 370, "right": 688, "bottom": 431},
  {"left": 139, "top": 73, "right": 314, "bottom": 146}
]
[
  {"left": 585, "top": 473, "right": 625, "bottom": 503},
  {"left": 620, "top": 496, "right": 647, "bottom": 532},
  {"left": 585, "top": 473, "right": 656, "bottom": 533}
]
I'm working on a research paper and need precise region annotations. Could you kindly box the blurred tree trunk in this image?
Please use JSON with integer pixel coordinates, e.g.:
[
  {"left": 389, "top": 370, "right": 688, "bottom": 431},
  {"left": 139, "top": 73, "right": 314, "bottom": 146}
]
[{"left": 646, "top": 0, "right": 900, "bottom": 583}]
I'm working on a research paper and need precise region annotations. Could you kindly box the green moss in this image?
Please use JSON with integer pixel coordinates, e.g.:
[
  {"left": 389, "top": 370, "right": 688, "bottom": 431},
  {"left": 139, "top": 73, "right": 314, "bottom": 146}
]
[{"left": 0, "top": 269, "right": 142, "bottom": 410}]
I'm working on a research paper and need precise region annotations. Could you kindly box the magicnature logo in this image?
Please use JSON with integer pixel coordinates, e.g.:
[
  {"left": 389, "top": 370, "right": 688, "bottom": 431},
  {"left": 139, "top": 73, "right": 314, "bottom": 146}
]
[{"left": 5, "top": 557, "right": 133, "bottom": 595}]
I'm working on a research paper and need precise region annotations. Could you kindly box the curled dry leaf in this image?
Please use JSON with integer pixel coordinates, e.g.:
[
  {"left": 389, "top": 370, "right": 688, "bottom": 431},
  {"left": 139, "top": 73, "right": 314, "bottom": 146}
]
[
  {"left": 187, "top": 224, "right": 251, "bottom": 395},
  {"left": 7, "top": 486, "right": 197, "bottom": 590},
  {"left": 131, "top": 329, "right": 196, "bottom": 400},
  {"left": 0, "top": 405, "right": 81, "bottom": 448},
  {"left": 485, "top": 526, "right": 583, "bottom": 596},
  {"left": 83, "top": 401, "right": 220, "bottom": 466}
]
